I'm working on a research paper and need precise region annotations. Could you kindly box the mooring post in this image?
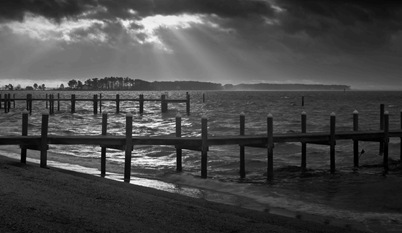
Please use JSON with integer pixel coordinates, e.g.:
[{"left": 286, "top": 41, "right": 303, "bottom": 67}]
[
  {"left": 27, "top": 94, "right": 32, "bottom": 115},
  {"left": 384, "top": 111, "right": 389, "bottom": 173},
  {"left": 50, "top": 95, "right": 54, "bottom": 115},
  {"left": 400, "top": 109, "right": 402, "bottom": 163},
  {"left": 353, "top": 110, "right": 359, "bottom": 168},
  {"left": 4, "top": 94, "right": 8, "bottom": 113},
  {"left": 40, "top": 111, "right": 49, "bottom": 168},
  {"left": 330, "top": 112, "right": 336, "bottom": 174},
  {"left": 71, "top": 94, "right": 76, "bottom": 113},
  {"left": 116, "top": 94, "right": 120, "bottom": 114},
  {"left": 161, "top": 94, "right": 167, "bottom": 113},
  {"left": 8, "top": 94, "right": 11, "bottom": 112},
  {"left": 21, "top": 110, "right": 29, "bottom": 164},
  {"left": 57, "top": 93, "right": 60, "bottom": 112},
  {"left": 380, "top": 104, "right": 385, "bottom": 155},
  {"left": 186, "top": 92, "right": 190, "bottom": 116},
  {"left": 93, "top": 94, "right": 98, "bottom": 115},
  {"left": 101, "top": 112, "right": 107, "bottom": 177},
  {"left": 302, "top": 96, "right": 305, "bottom": 107},
  {"left": 99, "top": 93, "right": 102, "bottom": 113},
  {"left": 139, "top": 94, "right": 144, "bottom": 114},
  {"left": 240, "top": 112, "right": 246, "bottom": 178},
  {"left": 201, "top": 116, "right": 208, "bottom": 178},
  {"left": 176, "top": 113, "right": 182, "bottom": 172},
  {"left": 45, "top": 94, "right": 48, "bottom": 109},
  {"left": 49, "top": 95, "right": 52, "bottom": 115},
  {"left": 124, "top": 113, "right": 133, "bottom": 182},
  {"left": 267, "top": 113, "right": 274, "bottom": 181},
  {"left": 301, "top": 111, "right": 307, "bottom": 170}
]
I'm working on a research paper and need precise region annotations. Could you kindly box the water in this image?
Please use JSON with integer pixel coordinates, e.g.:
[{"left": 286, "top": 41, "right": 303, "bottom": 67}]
[{"left": 1, "top": 90, "right": 402, "bottom": 232}]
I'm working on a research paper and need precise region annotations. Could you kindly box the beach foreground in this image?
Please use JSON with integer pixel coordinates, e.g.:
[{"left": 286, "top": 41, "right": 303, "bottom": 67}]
[{"left": 0, "top": 155, "right": 365, "bottom": 233}]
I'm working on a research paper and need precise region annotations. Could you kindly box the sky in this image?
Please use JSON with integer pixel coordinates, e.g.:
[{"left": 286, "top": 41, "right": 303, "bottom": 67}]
[{"left": 0, "top": 0, "right": 401, "bottom": 90}]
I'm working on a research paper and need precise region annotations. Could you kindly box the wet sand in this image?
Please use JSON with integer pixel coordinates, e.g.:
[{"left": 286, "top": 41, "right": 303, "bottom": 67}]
[{"left": 0, "top": 155, "right": 367, "bottom": 233}]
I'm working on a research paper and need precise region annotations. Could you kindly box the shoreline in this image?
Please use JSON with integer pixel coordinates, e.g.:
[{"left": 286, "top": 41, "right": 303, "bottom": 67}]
[{"left": 0, "top": 154, "right": 367, "bottom": 233}]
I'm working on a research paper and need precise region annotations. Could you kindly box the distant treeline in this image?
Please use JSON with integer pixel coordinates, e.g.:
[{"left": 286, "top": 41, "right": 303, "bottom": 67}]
[
  {"left": 61, "top": 77, "right": 350, "bottom": 91},
  {"left": 224, "top": 83, "right": 351, "bottom": 91}
]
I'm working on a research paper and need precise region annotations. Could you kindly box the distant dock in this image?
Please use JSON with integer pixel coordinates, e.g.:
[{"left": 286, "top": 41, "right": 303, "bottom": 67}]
[
  {"left": 0, "top": 92, "right": 191, "bottom": 115},
  {"left": 0, "top": 104, "right": 400, "bottom": 182}
]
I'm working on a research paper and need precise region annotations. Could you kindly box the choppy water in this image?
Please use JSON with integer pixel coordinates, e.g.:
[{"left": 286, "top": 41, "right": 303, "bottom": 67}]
[{"left": 1, "top": 90, "right": 402, "bottom": 232}]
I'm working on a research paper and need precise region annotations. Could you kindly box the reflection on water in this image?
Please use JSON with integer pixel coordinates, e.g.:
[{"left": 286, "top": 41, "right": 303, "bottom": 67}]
[{"left": 1, "top": 90, "right": 402, "bottom": 232}]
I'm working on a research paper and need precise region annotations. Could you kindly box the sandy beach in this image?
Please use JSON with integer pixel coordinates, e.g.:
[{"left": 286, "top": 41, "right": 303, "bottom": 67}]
[{"left": 0, "top": 155, "right": 369, "bottom": 233}]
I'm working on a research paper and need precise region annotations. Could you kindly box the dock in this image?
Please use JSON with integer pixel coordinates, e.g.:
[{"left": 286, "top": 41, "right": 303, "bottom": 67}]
[
  {"left": 0, "top": 92, "right": 191, "bottom": 115},
  {"left": 0, "top": 104, "right": 400, "bottom": 182}
]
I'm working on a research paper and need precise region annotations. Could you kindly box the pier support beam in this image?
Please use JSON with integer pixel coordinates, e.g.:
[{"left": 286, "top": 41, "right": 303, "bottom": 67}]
[
  {"left": 116, "top": 94, "right": 120, "bottom": 114},
  {"left": 301, "top": 111, "right": 307, "bottom": 170},
  {"left": 40, "top": 112, "right": 49, "bottom": 168},
  {"left": 71, "top": 94, "right": 76, "bottom": 113},
  {"left": 186, "top": 92, "right": 190, "bottom": 116},
  {"left": 240, "top": 112, "right": 246, "bottom": 178},
  {"left": 353, "top": 110, "right": 359, "bottom": 168},
  {"left": 201, "top": 116, "right": 208, "bottom": 178},
  {"left": 267, "top": 113, "right": 274, "bottom": 181},
  {"left": 383, "top": 111, "right": 389, "bottom": 173},
  {"left": 139, "top": 94, "right": 144, "bottom": 114},
  {"left": 21, "top": 110, "right": 28, "bottom": 164},
  {"left": 101, "top": 112, "right": 107, "bottom": 177},
  {"left": 176, "top": 113, "right": 182, "bottom": 172},
  {"left": 330, "top": 113, "right": 336, "bottom": 174},
  {"left": 124, "top": 113, "right": 133, "bottom": 182}
]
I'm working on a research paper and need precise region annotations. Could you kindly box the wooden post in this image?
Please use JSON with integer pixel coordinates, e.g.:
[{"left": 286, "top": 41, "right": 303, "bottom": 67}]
[
  {"left": 186, "top": 92, "right": 190, "bottom": 116},
  {"left": 301, "top": 111, "right": 307, "bottom": 170},
  {"left": 99, "top": 94, "right": 102, "bottom": 113},
  {"left": 21, "top": 110, "right": 29, "bottom": 164},
  {"left": 7, "top": 94, "right": 11, "bottom": 111},
  {"left": 40, "top": 111, "right": 49, "bottom": 168},
  {"left": 4, "top": 94, "right": 7, "bottom": 113},
  {"left": 57, "top": 93, "right": 60, "bottom": 112},
  {"left": 161, "top": 94, "right": 167, "bottom": 113},
  {"left": 27, "top": 94, "right": 32, "bottom": 115},
  {"left": 13, "top": 94, "right": 15, "bottom": 108},
  {"left": 176, "top": 113, "right": 182, "bottom": 172},
  {"left": 353, "top": 110, "right": 359, "bottom": 168},
  {"left": 384, "top": 111, "right": 389, "bottom": 173},
  {"left": 400, "top": 110, "right": 402, "bottom": 163},
  {"left": 380, "top": 104, "right": 384, "bottom": 155},
  {"left": 267, "top": 113, "right": 274, "bottom": 181},
  {"left": 201, "top": 116, "right": 208, "bottom": 178},
  {"left": 101, "top": 112, "right": 107, "bottom": 177},
  {"left": 124, "top": 113, "right": 133, "bottom": 182},
  {"left": 93, "top": 94, "right": 98, "bottom": 115},
  {"left": 71, "top": 94, "right": 76, "bottom": 113},
  {"left": 46, "top": 94, "right": 48, "bottom": 109},
  {"left": 50, "top": 95, "right": 54, "bottom": 115},
  {"left": 139, "top": 94, "right": 144, "bottom": 114},
  {"left": 330, "top": 112, "right": 336, "bottom": 174},
  {"left": 301, "top": 96, "right": 305, "bottom": 107},
  {"left": 240, "top": 112, "right": 246, "bottom": 178},
  {"left": 116, "top": 94, "right": 120, "bottom": 114}
]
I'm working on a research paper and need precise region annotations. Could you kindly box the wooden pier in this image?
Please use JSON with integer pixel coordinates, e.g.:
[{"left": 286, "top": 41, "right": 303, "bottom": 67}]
[
  {"left": 0, "top": 104, "right": 401, "bottom": 182},
  {"left": 0, "top": 92, "right": 191, "bottom": 115}
]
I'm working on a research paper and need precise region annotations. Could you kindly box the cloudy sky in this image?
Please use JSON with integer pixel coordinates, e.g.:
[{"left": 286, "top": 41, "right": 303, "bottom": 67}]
[{"left": 0, "top": 0, "right": 401, "bottom": 90}]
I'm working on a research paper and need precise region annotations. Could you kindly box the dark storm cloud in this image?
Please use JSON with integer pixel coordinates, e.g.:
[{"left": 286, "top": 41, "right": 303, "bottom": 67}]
[
  {"left": 0, "top": 0, "right": 91, "bottom": 22},
  {"left": 276, "top": 0, "right": 402, "bottom": 50},
  {"left": 0, "top": 0, "right": 275, "bottom": 22}
]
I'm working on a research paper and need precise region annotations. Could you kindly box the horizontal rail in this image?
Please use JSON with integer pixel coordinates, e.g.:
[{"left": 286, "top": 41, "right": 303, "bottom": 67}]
[{"left": 1, "top": 130, "right": 401, "bottom": 147}]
